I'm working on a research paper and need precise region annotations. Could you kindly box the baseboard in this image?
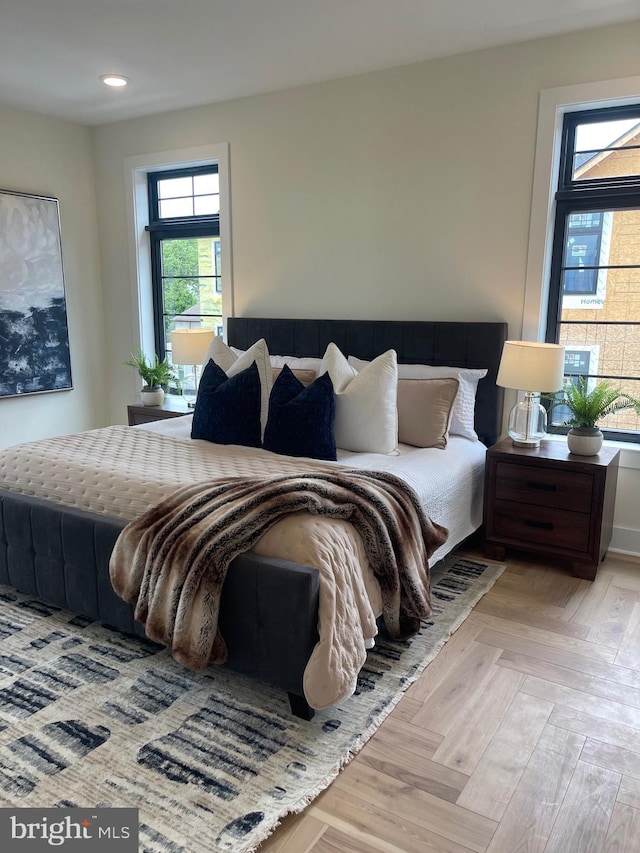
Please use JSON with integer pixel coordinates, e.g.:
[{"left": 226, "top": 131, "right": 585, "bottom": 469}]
[{"left": 610, "top": 526, "right": 640, "bottom": 558}]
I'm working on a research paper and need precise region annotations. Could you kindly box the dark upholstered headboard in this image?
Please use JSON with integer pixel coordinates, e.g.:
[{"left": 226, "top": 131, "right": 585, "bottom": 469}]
[{"left": 227, "top": 318, "right": 507, "bottom": 448}]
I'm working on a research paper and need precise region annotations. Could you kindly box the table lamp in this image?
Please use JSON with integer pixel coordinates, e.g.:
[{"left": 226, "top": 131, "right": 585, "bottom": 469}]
[
  {"left": 497, "top": 340, "right": 565, "bottom": 447},
  {"left": 171, "top": 329, "right": 215, "bottom": 407}
]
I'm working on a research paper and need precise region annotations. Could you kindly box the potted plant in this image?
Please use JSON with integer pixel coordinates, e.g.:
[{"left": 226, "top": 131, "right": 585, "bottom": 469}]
[
  {"left": 545, "top": 377, "right": 640, "bottom": 455},
  {"left": 124, "top": 348, "right": 177, "bottom": 406}
]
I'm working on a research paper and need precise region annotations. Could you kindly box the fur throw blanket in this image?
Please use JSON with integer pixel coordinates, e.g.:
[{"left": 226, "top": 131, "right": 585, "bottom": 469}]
[{"left": 109, "top": 469, "right": 448, "bottom": 671}]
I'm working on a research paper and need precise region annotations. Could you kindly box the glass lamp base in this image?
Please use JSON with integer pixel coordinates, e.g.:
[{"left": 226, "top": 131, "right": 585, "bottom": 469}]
[
  {"left": 512, "top": 436, "right": 541, "bottom": 448},
  {"left": 507, "top": 393, "right": 547, "bottom": 448},
  {"left": 183, "top": 363, "right": 199, "bottom": 408}
]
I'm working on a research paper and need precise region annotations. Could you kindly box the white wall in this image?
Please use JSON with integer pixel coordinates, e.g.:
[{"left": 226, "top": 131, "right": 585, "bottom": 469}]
[
  {"left": 91, "top": 20, "right": 640, "bottom": 423},
  {"left": 612, "top": 448, "right": 640, "bottom": 555},
  {"left": 0, "top": 105, "right": 106, "bottom": 448}
]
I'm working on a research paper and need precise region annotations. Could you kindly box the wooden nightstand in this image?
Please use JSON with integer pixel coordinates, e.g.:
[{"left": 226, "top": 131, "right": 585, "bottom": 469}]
[
  {"left": 127, "top": 396, "right": 192, "bottom": 426},
  {"left": 483, "top": 437, "right": 620, "bottom": 580}
]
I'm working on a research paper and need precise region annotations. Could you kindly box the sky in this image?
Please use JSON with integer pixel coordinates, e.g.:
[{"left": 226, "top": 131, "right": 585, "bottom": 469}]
[{"left": 576, "top": 118, "right": 639, "bottom": 152}]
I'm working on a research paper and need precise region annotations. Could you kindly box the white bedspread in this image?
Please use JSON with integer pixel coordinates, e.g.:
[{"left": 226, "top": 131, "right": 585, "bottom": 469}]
[
  {"left": 142, "top": 414, "right": 487, "bottom": 565},
  {"left": 0, "top": 419, "right": 485, "bottom": 709}
]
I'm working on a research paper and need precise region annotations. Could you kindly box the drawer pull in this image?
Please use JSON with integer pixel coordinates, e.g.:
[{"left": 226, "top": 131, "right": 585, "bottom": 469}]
[
  {"left": 524, "top": 519, "right": 554, "bottom": 531},
  {"left": 526, "top": 481, "right": 557, "bottom": 492}
]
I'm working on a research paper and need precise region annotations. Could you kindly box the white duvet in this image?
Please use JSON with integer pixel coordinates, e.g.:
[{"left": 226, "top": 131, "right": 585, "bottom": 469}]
[
  {"left": 145, "top": 414, "right": 487, "bottom": 567},
  {"left": 0, "top": 418, "right": 485, "bottom": 708}
]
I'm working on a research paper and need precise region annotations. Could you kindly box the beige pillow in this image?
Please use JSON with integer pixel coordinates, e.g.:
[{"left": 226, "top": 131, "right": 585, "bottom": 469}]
[
  {"left": 271, "top": 367, "right": 317, "bottom": 387},
  {"left": 349, "top": 355, "right": 486, "bottom": 441},
  {"left": 397, "top": 378, "right": 459, "bottom": 448}
]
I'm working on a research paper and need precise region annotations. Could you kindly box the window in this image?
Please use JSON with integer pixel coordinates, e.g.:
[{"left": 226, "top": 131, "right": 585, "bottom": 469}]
[
  {"left": 147, "top": 165, "right": 223, "bottom": 394},
  {"left": 546, "top": 104, "right": 640, "bottom": 441}
]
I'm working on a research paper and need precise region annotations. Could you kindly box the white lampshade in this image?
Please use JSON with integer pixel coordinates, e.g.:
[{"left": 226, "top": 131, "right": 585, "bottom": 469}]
[
  {"left": 497, "top": 341, "right": 565, "bottom": 448},
  {"left": 171, "top": 329, "right": 215, "bottom": 408},
  {"left": 171, "top": 329, "right": 214, "bottom": 366},
  {"left": 497, "top": 341, "right": 565, "bottom": 393}
]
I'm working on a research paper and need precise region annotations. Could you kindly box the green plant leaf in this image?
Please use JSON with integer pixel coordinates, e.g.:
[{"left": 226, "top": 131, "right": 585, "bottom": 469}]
[
  {"left": 123, "top": 348, "right": 177, "bottom": 388},
  {"left": 543, "top": 376, "right": 640, "bottom": 429}
]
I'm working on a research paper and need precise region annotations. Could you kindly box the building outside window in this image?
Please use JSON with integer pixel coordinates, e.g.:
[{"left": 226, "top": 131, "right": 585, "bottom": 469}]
[
  {"left": 562, "top": 212, "right": 606, "bottom": 296},
  {"left": 147, "top": 165, "right": 222, "bottom": 395},
  {"left": 546, "top": 104, "right": 640, "bottom": 441}
]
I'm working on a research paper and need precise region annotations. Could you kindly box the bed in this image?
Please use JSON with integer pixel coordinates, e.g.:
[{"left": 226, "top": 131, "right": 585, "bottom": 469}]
[{"left": 0, "top": 318, "right": 507, "bottom": 718}]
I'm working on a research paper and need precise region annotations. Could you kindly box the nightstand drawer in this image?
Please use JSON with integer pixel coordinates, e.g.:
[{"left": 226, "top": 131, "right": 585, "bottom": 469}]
[
  {"left": 492, "top": 499, "right": 591, "bottom": 552},
  {"left": 494, "top": 462, "right": 593, "bottom": 512}
]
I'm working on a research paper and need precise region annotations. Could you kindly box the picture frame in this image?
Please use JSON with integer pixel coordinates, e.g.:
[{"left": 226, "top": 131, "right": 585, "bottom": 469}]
[{"left": 0, "top": 189, "right": 72, "bottom": 398}]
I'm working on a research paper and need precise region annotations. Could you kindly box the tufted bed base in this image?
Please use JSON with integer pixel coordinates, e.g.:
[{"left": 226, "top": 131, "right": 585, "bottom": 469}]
[
  {"left": 0, "top": 318, "right": 507, "bottom": 719},
  {"left": 0, "top": 488, "right": 320, "bottom": 717}
]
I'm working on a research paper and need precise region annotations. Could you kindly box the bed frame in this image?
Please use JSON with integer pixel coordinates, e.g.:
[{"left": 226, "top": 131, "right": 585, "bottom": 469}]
[{"left": 0, "top": 318, "right": 507, "bottom": 719}]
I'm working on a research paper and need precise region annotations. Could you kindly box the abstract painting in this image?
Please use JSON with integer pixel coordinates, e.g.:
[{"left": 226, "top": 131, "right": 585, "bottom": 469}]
[{"left": 0, "top": 189, "right": 72, "bottom": 397}]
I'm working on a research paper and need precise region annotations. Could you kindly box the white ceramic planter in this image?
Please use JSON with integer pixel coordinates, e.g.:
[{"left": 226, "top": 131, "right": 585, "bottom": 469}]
[
  {"left": 140, "top": 386, "right": 164, "bottom": 406},
  {"left": 567, "top": 427, "right": 603, "bottom": 456}
]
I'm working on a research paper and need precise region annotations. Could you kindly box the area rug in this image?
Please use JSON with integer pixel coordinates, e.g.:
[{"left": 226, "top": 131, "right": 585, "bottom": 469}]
[{"left": 0, "top": 554, "right": 504, "bottom": 852}]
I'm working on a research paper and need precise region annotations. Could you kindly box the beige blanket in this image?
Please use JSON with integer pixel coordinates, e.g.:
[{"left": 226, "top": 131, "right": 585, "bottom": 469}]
[
  {"left": 109, "top": 471, "right": 448, "bottom": 689},
  {"left": 0, "top": 426, "right": 447, "bottom": 709}
]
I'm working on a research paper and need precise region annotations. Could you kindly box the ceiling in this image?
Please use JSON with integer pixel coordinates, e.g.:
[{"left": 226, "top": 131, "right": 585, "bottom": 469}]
[{"left": 2, "top": 0, "right": 640, "bottom": 126}]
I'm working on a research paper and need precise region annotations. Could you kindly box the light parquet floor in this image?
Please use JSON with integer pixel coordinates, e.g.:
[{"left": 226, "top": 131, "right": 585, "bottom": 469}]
[{"left": 260, "top": 548, "right": 640, "bottom": 853}]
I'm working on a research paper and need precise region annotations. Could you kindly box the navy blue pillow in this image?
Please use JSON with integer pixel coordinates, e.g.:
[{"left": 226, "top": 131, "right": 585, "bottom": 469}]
[
  {"left": 263, "top": 365, "right": 336, "bottom": 460},
  {"left": 191, "top": 359, "right": 262, "bottom": 447}
]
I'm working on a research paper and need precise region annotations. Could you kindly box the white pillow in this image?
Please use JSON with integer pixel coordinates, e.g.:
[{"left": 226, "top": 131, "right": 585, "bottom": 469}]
[
  {"left": 204, "top": 337, "right": 273, "bottom": 433},
  {"left": 269, "top": 354, "right": 323, "bottom": 372},
  {"left": 349, "top": 356, "right": 487, "bottom": 441},
  {"left": 231, "top": 347, "right": 322, "bottom": 373},
  {"left": 321, "top": 343, "right": 398, "bottom": 453}
]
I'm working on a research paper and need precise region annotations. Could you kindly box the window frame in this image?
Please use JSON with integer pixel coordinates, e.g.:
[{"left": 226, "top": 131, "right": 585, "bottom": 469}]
[
  {"left": 558, "top": 103, "right": 640, "bottom": 193},
  {"left": 147, "top": 163, "right": 221, "bottom": 227},
  {"left": 545, "top": 104, "right": 640, "bottom": 444},
  {"left": 123, "top": 143, "right": 232, "bottom": 407},
  {"left": 147, "top": 164, "right": 222, "bottom": 360}
]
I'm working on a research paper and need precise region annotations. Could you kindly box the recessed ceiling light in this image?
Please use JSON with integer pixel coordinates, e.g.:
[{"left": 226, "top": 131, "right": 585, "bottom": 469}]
[{"left": 99, "top": 74, "right": 129, "bottom": 88}]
